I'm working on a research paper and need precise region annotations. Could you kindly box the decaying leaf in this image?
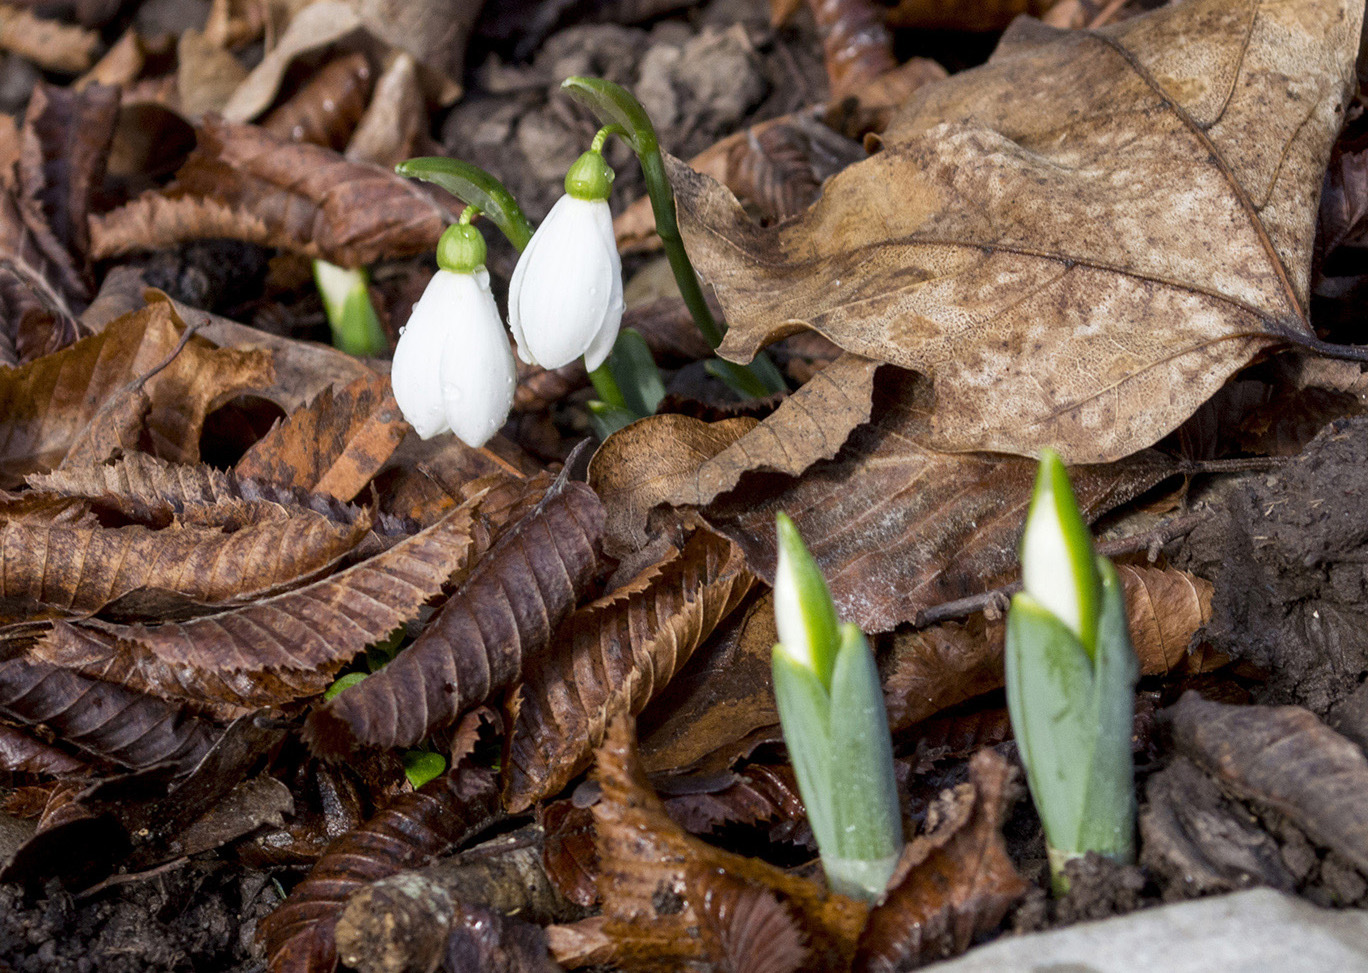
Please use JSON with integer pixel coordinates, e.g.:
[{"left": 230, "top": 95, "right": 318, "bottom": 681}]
[
  {"left": 0, "top": 189, "right": 85, "bottom": 368},
  {"left": 176, "top": 28, "right": 250, "bottom": 119},
  {"left": 0, "top": 301, "right": 272, "bottom": 486},
  {"left": 853, "top": 749, "right": 1027, "bottom": 971},
  {"left": 548, "top": 714, "right": 868, "bottom": 972},
  {"left": 344, "top": 52, "right": 425, "bottom": 170},
  {"left": 259, "top": 717, "right": 501, "bottom": 973},
  {"left": 235, "top": 374, "right": 407, "bottom": 502},
  {"left": 504, "top": 530, "right": 755, "bottom": 811},
  {"left": 260, "top": 52, "right": 373, "bottom": 150},
  {"left": 90, "top": 116, "right": 457, "bottom": 266},
  {"left": 0, "top": 5, "right": 99, "bottom": 72},
  {"left": 0, "top": 720, "right": 91, "bottom": 777},
  {"left": 1169, "top": 692, "right": 1368, "bottom": 875},
  {"left": 676, "top": 0, "right": 1365, "bottom": 462},
  {"left": 304, "top": 477, "right": 605, "bottom": 757},
  {"left": 804, "top": 0, "right": 896, "bottom": 98}
]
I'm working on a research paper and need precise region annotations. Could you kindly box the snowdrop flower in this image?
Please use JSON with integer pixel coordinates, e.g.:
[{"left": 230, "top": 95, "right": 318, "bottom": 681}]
[
  {"left": 391, "top": 221, "right": 516, "bottom": 447},
  {"left": 508, "top": 149, "right": 624, "bottom": 372}
]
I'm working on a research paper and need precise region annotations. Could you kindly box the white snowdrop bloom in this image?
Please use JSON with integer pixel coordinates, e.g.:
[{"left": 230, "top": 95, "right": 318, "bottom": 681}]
[
  {"left": 508, "top": 150, "right": 624, "bottom": 372},
  {"left": 391, "top": 224, "right": 516, "bottom": 447}
]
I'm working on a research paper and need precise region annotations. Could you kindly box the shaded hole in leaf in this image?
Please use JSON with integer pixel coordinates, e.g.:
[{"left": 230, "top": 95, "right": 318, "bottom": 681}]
[{"left": 199, "top": 395, "right": 288, "bottom": 469}]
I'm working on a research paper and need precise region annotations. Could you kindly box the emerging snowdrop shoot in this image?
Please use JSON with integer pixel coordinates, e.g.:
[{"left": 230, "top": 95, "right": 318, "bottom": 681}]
[
  {"left": 771, "top": 513, "right": 903, "bottom": 901},
  {"left": 390, "top": 210, "right": 516, "bottom": 448},
  {"left": 1006, "top": 450, "right": 1138, "bottom": 894}
]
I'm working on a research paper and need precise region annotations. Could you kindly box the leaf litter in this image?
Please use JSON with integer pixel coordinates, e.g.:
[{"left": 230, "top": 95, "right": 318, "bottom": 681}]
[{"left": 0, "top": 0, "right": 1365, "bottom": 970}]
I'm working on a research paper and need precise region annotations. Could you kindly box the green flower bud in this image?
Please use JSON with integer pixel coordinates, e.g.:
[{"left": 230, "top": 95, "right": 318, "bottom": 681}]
[
  {"left": 436, "top": 222, "right": 487, "bottom": 274},
  {"left": 564, "top": 149, "right": 615, "bottom": 201}
]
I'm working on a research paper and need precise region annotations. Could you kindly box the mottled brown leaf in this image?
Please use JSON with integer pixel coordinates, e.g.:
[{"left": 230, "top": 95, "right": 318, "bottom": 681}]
[
  {"left": 504, "top": 530, "right": 755, "bottom": 811},
  {"left": 853, "top": 749, "right": 1028, "bottom": 972},
  {"left": 699, "top": 372, "right": 1175, "bottom": 632},
  {"left": 1169, "top": 692, "right": 1368, "bottom": 875},
  {"left": 554, "top": 714, "right": 867, "bottom": 973},
  {"left": 90, "top": 116, "right": 457, "bottom": 266},
  {"left": 260, "top": 52, "right": 372, "bottom": 150},
  {"left": 0, "top": 657, "right": 215, "bottom": 773},
  {"left": 305, "top": 478, "right": 605, "bottom": 756},
  {"left": 236, "top": 374, "right": 407, "bottom": 502},
  {"left": 0, "top": 301, "right": 272, "bottom": 486},
  {"left": 30, "top": 480, "right": 524, "bottom": 712},
  {"left": 0, "top": 4, "right": 98, "bottom": 72},
  {"left": 259, "top": 724, "right": 501, "bottom": 973},
  {"left": 677, "top": 0, "right": 1364, "bottom": 461}
]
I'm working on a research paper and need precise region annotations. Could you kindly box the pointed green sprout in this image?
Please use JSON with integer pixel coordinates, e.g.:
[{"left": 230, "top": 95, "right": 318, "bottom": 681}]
[
  {"left": 313, "top": 260, "right": 388, "bottom": 357},
  {"left": 771, "top": 513, "right": 902, "bottom": 901},
  {"left": 559, "top": 76, "right": 787, "bottom": 400},
  {"left": 588, "top": 327, "right": 667, "bottom": 438},
  {"left": 1005, "top": 450, "right": 1138, "bottom": 894}
]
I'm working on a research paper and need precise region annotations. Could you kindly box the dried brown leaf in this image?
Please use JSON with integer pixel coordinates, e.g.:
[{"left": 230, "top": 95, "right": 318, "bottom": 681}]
[
  {"left": 90, "top": 116, "right": 456, "bottom": 266},
  {"left": 1320, "top": 144, "right": 1368, "bottom": 255},
  {"left": 304, "top": 477, "right": 605, "bottom": 756},
  {"left": 261, "top": 52, "right": 373, "bottom": 150},
  {"left": 176, "top": 27, "right": 249, "bottom": 118},
  {"left": 344, "top": 52, "right": 423, "bottom": 170},
  {"left": 725, "top": 115, "right": 867, "bottom": 221},
  {"left": 0, "top": 188, "right": 84, "bottom": 368},
  {"left": 853, "top": 749, "right": 1028, "bottom": 972},
  {"left": 504, "top": 530, "right": 756, "bottom": 811},
  {"left": 885, "top": 0, "right": 1055, "bottom": 30},
  {"left": 235, "top": 374, "right": 407, "bottom": 501},
  {"left": 0, "top": 720, "right": 91, "bottom": 776},
  {"left": 0, "top": 301, "right": 272, "bottom": 486},
  {"left": 806, "top": 0, "right": 896, "bottom": 98},
  {"left": 540, "top": 800, "right": 600, "bottom": 909},
  {"left": 0, "top": 4, "right": 98, "bottom": 72},
  {"left": 676, "top": 0, "right": 1364, "bottom": 461},
  {"left": 1169, "top": 692, "right": 1368, "bottom": 875}
]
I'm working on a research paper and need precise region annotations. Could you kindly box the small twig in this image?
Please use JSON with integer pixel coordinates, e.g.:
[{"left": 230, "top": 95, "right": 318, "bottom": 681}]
[{"left": 912, "top": 510, "right": 1208, "bottom": 628}]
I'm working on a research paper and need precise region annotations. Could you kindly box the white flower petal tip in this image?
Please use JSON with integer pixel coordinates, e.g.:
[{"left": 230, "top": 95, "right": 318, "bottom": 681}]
[
  {"left": 391, "top": 268, "right": 516, "bottom": 448},
  {"left": 509, "top": 194, "right": 624, "bottom": 371}
]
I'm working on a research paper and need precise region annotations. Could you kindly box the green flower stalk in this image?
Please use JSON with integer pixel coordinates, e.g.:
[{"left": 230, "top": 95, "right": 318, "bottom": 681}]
[
  {"left": 771, "top": 513, "right": 903, "bottom": 901},
  {"left": 1005, "top": 449, "right": 1138, "bottom": 894},
  {"left": 313, "top": 260, "right": 388, "bottom": 357}
]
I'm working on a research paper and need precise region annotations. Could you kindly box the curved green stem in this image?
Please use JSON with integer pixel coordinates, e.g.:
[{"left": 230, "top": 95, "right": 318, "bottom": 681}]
[{"left": 397, "top": 157, "right": 534, "bottom": 252}]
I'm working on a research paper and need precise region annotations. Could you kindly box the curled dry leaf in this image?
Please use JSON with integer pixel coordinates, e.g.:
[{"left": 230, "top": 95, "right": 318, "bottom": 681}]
[
  {"left": 1168, "top": 692, "right": 1368, "bottom": 875},
  {"left": 853, "top": 749, "right": 1028, "bottom": 972},
  {"left": 659, "top": 763, "right": 809, "bottom": 840},
  {"left": 805, "top": 0, "right": 897, "bottom": 98},
  {"left": 259, "top": 728, "right": 502, "bottom": 973},
  {"left": 504, "top": 529, "right": 756, "bottom": 811},
  {"left": 304, "top": 477, "right": 604, "bottom": 757},
  {"left": 676, "top": 0, "right": 1365, "bottom": 462},
  {"left": 884, "top": 563, "right": 1217, "bottom": 730},
  {"left": 90, "top": 116, "right": 457, "bottom": 266},
  {"left": 344, "top": 52, "right": 424, "bottom": 170},
  {"left": 235, "top": 374, "right": 407, "bottom": 502},
  {"left": 0, "top": 5, "right": 99, "bottom": 72},
  {"left": 30, "top": 477, "right": 536, "bottom": 713},
  {"left": 0, "top": 301, "right": 272, "bottom": 486},
  {"left": 549, "top": 714, "right": 868, "bottom": 972},
  {"left": 0, "top": 189, "right": 85, "bottom": 368},
  {"left": 0, "top": 657, "right": 216, "bottom": 773},
  {"left": 260, "top": 52, "right": 373, "bottom": 150}
]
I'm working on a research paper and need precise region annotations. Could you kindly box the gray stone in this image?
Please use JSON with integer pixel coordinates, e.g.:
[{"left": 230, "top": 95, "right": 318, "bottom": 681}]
[{"left": 922, "top": 890, "right": 1368, "bottom": 973}]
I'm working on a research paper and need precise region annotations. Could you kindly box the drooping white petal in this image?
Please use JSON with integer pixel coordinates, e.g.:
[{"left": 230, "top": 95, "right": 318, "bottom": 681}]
[
  {"left": 391, "top": 270, "right": 462, "bottom": 439},
  {"left": 508, "top": 194, "right": 620, "bottom": 370},
  {"left": 581, "top": 199, "right": 625, "bottom": 373},
  {"left": 438, "top": 268, "right": 516, "bottom": 448}
]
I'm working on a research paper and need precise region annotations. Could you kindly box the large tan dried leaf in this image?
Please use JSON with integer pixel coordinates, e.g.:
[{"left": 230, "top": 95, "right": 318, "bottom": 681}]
[
  {"left": 504, "top": 530, "right": 756, "bottom": 812},
  {"left": 28, "top": 479, "right": 535, "bottom": 713},
  {"left": 235, "top": 374, "right": 406, "bottom": 502},
  {"left": 676, "top": 0, "right": 1364, "bottom": 462},
  {"left": 90, "top": 116, "right": 455, "bottom": 266},
  {"left": 853, "top": 749, "right": 1027, "bottom": 972},
  {"left": 0, "top": 505, "right": 369, "bottom": 624},
  {"left": 884, "top": 564, "right": 1219, "bottom": 730},
  {"left": 0, "top": 301, "right": 271, "bottom": 487},
  {"left": 0, "top": 5, "right": 98, "bottom": 73},
  {"left": 547, "top": 714, "right": 868, "bottom": 972}
]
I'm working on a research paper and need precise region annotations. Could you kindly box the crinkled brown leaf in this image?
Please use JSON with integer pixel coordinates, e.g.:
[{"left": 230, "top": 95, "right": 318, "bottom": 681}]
[
  {"left": 0, "top": 657, "right": 216, "bottom": 773},
  {"left": 549, "top": 714, "right": 868, "bottom": 973},
  {"left": 258, "top": 713, "right": 501, "bottom": 973},
  {"left": 0, "top": 301, "right": 272, "bottom": 486},
  {"left": 305, "top": 477, "right": 605, "bottom": 757},
  {"left": 0, "top": 188, "right": 84, "bottom": 368},
  {"left": 0, "top": 4, "right": 98, "bottom": 72},
  {"left": 30, "top": 478, "right": 531, "bottom": 712},
  {"left": 677, "top": 0, "right": 1364, "bottom": 462},
  {"left": 1169, "top": 692, "right": 1368, "bottom": 875},
  {"left": 659, "top": 763, "right": 809, "bottom": 840},
  {"left": 725, "top": 114, "right": 868, "bottom": 221},
  {"left": 853, "top": 749, "right": 1027, "bottom": 972},
  {"left": 90, "top": 116, "right": 457, "bottom": 265},
  {"left": 235, "top": 374, "right": 407, "bottom": 502},
  {"left": 0, "top": 504, "right": 370, "bottom": 625},
  {"left": 504, "top": 530, "right": 755, "bottom": 811},
  {"left": 699, "top": 372, "right": 1176, "bottom": 632},
  {"left": 260, "top": 52, "right": 372, "bottom": 150}
]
